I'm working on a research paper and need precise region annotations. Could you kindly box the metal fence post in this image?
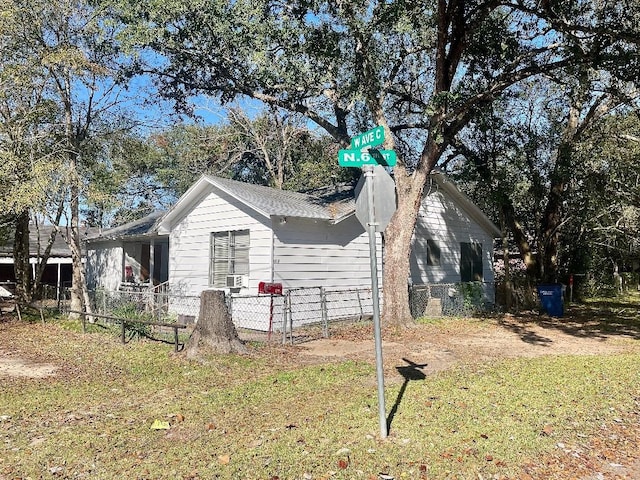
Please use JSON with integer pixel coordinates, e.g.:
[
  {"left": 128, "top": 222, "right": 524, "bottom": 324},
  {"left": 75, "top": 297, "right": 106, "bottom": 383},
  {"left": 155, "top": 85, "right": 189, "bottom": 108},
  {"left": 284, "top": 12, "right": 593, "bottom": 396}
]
[
  {"left": 356, "top": 289, "right": 363, "bottom": 320},
  {"left": 320, "top": 287, "right": 328, "bottom": 338},
  {"left": 282, "top": 290, "right": 289, "bottom": 345},
  {"left": 288, "top": 292, "right": 294, "bottom": 345}
]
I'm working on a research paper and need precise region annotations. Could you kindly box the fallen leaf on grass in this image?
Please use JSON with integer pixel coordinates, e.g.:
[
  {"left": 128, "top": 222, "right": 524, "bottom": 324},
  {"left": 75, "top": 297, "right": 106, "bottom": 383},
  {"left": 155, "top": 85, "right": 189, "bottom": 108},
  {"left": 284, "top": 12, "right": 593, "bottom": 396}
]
[
  {"left": 338, "top": 458, "right": 349, "bottom": 469},
  {"left": 218, "top": 454, "right": 230, "bottom": 465},
  {"left": 29, "top": 436, "right": 46, "bottom": 446},
  {"left": 150, "top": 419, "right": 170, "bottom": 430},
  {"left": 541, "top": 424, "right": 554, "bottom": 436}
]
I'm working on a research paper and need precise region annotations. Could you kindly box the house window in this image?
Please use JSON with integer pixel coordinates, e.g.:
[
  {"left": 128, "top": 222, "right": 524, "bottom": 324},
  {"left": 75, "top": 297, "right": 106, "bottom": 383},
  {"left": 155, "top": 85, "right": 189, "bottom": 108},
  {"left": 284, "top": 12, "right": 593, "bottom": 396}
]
[
  {"left": 209, "top": 230, "right": 250, "bottom": 287},
  {"left": 460, "top": 242, "right": 483, "bottom": 282},
  {"left": 427, "top": 239, "right": 441, "bottom": 266}
]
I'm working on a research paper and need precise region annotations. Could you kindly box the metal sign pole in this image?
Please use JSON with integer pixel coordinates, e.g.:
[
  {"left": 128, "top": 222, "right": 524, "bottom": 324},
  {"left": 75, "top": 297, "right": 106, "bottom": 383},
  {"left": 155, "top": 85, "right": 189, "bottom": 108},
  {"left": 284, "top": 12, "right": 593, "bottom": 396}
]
[{"left": 363, "top": 164, "right": 388, "bottom": 439}]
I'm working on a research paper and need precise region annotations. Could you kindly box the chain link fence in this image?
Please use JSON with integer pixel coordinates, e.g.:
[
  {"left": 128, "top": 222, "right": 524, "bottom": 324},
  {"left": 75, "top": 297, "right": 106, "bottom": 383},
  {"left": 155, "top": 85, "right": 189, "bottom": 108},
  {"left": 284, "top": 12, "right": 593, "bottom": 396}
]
[
  {"left": 73, "top": 282, "right": 493, "bottom": 345},
  {"left": 409, "top": 282, "right": 495, "bottom": 318},
  {"left": 229, "top": 287, "right": 375, "bottom": 343},
  {"left": 89, "top": 288, "right": 201, "bottom": 324},
  {"left": 80, "top": 286, "right": 375, "bottom": 344}
]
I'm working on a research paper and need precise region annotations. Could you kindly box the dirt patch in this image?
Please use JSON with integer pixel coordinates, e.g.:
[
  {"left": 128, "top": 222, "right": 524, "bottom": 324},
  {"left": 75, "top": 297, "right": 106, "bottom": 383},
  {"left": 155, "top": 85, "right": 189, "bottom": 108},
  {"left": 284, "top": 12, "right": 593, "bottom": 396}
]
[
  {"left": 297, "top": 311, "right": 640, "bottom": 381},
  {"left": 0, "top": 355, "right": 57, "bottom": 378}
]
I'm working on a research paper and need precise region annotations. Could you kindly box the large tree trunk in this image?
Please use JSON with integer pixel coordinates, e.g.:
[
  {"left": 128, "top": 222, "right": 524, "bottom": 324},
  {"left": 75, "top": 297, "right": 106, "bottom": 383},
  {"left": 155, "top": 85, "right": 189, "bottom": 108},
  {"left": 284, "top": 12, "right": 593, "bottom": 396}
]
[
  {"left": 382, "top": 177, "right": 424, "bottom": 327},
  {"left": 186, "top": 290, "right": 246, "bottom": 357},
  {"left": 13, "top": 210, "right": 31, "bottom": 304},
  {"left": 378, "top": 0, "right": 466, "bottom": 325},
  {"left": 68, "top": 183, "right": 85, "bottom": 316},
  {"left": 540, "top": 102, "right": 581, "bottom": 283},
  {"left": 381, "top": 142, "right": 435, "bottom": 326}
]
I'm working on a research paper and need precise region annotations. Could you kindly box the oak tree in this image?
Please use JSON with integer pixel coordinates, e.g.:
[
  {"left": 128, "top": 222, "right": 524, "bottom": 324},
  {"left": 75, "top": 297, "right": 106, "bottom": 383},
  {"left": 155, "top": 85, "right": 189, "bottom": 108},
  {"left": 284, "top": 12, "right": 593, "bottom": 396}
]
[{"left": 112, "top": 0, "right": 640, "bottom": 324}]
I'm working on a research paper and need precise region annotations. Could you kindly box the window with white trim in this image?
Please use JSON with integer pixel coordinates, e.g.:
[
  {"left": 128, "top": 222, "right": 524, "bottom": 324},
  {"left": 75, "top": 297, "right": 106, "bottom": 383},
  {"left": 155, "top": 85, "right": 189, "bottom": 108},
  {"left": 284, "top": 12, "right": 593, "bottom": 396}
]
[{"left": 209, "top": 230, "right": 250, "bottom": 287}]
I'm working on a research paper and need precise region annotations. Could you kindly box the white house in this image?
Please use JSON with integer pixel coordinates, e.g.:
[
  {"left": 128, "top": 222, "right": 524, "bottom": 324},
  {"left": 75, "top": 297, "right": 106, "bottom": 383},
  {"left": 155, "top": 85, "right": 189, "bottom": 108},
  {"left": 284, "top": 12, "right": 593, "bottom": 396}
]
[{"left": 85, "top": 172, "right": 500, "bottom": 328}]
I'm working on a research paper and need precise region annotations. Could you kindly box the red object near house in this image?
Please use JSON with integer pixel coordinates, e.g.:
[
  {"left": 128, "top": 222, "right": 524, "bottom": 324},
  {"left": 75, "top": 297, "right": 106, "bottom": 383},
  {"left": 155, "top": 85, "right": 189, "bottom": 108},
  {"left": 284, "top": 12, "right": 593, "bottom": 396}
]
[{"left": 258, "top": 282, "right": 283, "bottom": 295}]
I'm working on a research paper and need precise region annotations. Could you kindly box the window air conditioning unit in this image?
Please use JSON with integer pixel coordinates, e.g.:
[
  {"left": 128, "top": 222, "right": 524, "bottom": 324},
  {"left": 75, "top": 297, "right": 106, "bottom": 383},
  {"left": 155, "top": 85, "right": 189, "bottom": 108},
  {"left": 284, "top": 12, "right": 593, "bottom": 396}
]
[{"left": 226, "top": 274, "right": 247, "bottom": 288}]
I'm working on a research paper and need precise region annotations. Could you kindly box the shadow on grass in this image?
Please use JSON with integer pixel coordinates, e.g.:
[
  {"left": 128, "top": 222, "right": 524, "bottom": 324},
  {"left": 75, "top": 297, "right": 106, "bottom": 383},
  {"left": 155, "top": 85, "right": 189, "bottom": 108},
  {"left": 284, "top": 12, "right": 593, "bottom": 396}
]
[
  {"left": 497, "top": 293, "right": 640, "bottom": 344},
  {"left": 387, "top": 357, "right": 427, "bottom": 434}
]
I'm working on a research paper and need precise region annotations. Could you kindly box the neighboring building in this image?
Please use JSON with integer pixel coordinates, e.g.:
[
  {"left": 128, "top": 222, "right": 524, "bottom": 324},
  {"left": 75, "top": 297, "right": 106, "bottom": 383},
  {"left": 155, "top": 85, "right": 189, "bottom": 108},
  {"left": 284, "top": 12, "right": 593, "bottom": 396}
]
[{"left": 0, "top": 224, "right": 93, "bottom": 299}]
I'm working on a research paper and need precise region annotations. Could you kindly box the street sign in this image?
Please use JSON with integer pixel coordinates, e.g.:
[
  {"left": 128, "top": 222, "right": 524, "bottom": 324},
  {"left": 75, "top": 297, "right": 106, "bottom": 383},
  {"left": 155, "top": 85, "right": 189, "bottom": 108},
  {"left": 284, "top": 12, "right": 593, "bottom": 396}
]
[
  {"left": 354, "top": 165, "right": 397, "bottom": 232},
  {"left": 369, "top": 149, "right": 397, "bottom": 166},
  {"left": 350, "top": 125, "right": 385, "bottom": 149},
  {"left": 338, "top": 149, "right": 397, "bottom": 167}
]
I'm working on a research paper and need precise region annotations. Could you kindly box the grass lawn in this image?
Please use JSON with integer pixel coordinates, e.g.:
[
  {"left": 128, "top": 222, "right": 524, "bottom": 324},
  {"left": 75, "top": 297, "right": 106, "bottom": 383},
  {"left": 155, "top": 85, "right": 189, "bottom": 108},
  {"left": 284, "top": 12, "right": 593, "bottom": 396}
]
[{"left": 1, "top": 299, "right": 639, "bottom": 479}]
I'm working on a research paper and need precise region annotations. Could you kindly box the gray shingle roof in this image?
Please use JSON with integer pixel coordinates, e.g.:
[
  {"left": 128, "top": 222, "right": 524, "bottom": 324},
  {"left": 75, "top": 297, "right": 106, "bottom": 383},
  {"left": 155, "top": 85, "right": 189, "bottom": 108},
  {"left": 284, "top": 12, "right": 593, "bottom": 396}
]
[
  {"left": 85, "top": 211, "right": 165, "bottom": 242},
  {"left": 204, "top": 175, "right": 355, "bottom": 221},
  {"left": 0, "top": 225, "right": 96, "bottom": 257}
]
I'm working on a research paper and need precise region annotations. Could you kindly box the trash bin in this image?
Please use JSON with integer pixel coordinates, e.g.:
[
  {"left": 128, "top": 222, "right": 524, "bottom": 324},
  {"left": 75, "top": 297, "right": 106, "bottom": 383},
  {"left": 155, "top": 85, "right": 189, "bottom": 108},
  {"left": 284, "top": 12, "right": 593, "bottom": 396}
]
[{"left": 537, "top": 283, "right": 564, "bottom": 317}]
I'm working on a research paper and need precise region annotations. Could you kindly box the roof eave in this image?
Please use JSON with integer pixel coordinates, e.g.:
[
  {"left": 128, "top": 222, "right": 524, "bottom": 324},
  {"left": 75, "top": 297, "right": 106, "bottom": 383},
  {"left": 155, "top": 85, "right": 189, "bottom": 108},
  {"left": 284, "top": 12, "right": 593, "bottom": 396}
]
[
  {"left": 433, "top": 174, "right": 502, "bottom": 238},
  {"left": 330, "top": 210, "right": 356, "bottom": 224},
  {"left": 159, "top": 175, "right": 271, "bottom": 232}
]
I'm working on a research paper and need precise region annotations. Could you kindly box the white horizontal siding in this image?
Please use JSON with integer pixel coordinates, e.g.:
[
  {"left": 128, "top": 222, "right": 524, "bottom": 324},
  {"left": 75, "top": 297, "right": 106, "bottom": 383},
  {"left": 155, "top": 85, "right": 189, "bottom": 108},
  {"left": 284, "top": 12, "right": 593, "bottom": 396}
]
[
  {"left": 86, "top": 242, "right": 122, "bottom": 291},
  {"left": 273, "top": 216, "right": 382, "bottom": 290},
  {"left": 410, "top": 190, "right": 496, "bottom": 288},
  {"left": 169, "top": 190, "right": 273, "bottom": 297}
]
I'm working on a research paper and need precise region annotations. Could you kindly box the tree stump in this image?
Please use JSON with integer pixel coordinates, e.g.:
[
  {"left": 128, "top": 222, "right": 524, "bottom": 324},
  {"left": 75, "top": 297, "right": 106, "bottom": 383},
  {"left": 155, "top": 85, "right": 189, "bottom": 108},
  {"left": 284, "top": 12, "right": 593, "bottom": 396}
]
[{"left": 186, "top": 290, "right": 247, "bottom": 358}]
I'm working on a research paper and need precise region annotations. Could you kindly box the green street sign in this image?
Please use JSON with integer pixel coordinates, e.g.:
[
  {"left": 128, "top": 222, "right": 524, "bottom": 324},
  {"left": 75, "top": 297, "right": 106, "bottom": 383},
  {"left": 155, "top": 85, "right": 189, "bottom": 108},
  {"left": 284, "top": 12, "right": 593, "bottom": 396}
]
[
  {"left": 350, "top": 125, "right": 385, "bottom": 149},
  {"left": 338, "top": 149, "right": 397, "bottom": 167}
]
